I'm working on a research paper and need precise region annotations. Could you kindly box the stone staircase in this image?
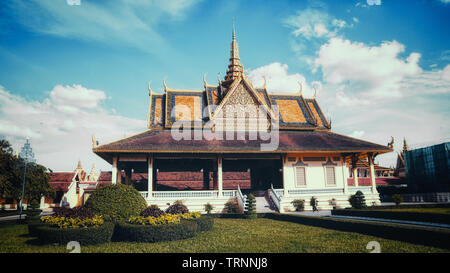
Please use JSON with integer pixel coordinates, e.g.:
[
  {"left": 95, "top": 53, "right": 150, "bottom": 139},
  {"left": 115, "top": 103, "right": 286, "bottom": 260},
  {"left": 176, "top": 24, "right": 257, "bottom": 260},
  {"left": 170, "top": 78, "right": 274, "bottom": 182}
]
[{"left": 255, "top": 191, "right": 279, "bottom": 213}]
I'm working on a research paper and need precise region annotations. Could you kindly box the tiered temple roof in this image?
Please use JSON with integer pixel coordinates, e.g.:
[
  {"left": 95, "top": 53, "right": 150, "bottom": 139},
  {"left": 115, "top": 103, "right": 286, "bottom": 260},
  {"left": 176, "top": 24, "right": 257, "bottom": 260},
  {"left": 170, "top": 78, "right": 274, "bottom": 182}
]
[
  {"left": 147, "top": 26, "right": 330, "bottom": 131},
  {"left": 94, "top": 26, "right": 392, "bottom": 162}
]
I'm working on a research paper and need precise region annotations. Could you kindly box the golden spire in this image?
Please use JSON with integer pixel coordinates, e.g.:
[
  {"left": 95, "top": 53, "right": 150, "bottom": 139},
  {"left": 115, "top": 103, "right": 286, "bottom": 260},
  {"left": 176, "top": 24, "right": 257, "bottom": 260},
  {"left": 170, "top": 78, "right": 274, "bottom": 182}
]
[
  {"left": 224, "top": 23, "right": 244, "bottom": 81},
  {"left": 403, "top": 138, "right": 409, "bottom": 152}
]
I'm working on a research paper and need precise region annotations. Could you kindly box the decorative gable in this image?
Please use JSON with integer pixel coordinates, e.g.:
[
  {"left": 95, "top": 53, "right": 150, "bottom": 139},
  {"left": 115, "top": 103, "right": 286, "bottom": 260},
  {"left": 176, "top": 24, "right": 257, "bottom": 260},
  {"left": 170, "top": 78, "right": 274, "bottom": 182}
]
[{"left": 211, "top": 79, "right": 273, "bottom": 131}]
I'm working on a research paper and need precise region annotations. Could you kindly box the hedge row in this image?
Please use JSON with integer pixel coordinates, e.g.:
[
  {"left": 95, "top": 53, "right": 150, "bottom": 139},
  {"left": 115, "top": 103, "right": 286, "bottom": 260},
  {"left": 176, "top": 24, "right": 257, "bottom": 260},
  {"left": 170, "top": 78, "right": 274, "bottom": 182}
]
[
  {"left": 264, "top": 213, "right": 450, "bottom": 250},
  {"left": 31, "top": 222, "right": 115, "bottom": 245},
  {"left": 186, "top": 216, "right": 214, "bottom": 231},
  {"left": 114, "top": 220, "right": 198, "bottom": 243},
  {"left": 370, "top": 203, "right": 450, "bottom": 210},
  {"left": 332, "top": 209, "right": 450, "bottom": 225}
]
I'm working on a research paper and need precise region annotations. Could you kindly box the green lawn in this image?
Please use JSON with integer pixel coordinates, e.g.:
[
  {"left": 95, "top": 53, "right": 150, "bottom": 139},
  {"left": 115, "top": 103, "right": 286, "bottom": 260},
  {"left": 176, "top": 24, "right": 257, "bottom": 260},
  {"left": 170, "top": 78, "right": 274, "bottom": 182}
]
[{"left": 0, "top": 218, "right": 447, "bottom": 253}]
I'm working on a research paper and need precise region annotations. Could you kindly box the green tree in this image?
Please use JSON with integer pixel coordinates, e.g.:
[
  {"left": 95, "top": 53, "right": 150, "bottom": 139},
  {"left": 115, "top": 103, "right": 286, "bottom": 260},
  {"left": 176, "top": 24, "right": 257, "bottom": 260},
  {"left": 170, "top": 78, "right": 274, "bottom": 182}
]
[{"left": 0, "top": 139, "right": 55, "bottom": 208}]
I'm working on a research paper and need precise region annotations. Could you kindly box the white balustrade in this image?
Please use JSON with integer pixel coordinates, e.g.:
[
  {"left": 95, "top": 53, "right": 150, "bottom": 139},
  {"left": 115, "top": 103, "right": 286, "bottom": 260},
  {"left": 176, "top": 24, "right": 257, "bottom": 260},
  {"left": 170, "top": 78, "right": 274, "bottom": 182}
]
[
  {"left": 237, "top": 185, "right": 246, "bottom": 212},
  {"left": 139, "top": 190, "right": 238, "bottom": 200},
  {"left": 348, "top": 186, "right": 372, "bottom": 194},
  {"left": 288, "top": 188, "right": 345, "bottom": 195},
  {"left": 140, "top": 191, "right": 148, "bottom": 199},
  {"left": 269, "top": 184, "right": 283, "bottom": 211}
]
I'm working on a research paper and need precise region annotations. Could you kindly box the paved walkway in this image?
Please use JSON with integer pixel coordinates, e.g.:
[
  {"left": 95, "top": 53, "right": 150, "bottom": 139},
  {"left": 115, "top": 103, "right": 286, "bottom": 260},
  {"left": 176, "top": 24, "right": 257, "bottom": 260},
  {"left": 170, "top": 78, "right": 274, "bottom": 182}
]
[
  {"left": 0, "top": 211, "right": 53, "bottom": 222},
  {"left": 287, "top": 211, "right": 332, "bottom": 217},
  {"left": 329, "top": 215, "right": 450, "bottom": 229}
]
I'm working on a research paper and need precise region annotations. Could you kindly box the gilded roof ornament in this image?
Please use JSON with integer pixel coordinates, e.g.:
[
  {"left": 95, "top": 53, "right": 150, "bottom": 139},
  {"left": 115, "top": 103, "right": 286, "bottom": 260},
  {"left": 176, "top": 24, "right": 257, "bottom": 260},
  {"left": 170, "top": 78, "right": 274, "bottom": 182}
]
[
  {"left": 388, "top": 136, "right": 394, "bottom": 149},
  {"left": 203, "top": 73, "right": 208, "bottom": 87},
  {"left": 298, "top": 82, "right": 303, "bottom": 96},
  {"left": 148, "top": 81, "right": 152, "bottom": 96},
  {"left": 313, "top": 87, "right": 317, "bottom": 99},
  {"left": 163, "top": 78, "right": 169, "bottom": 92},
  {"left": 92, "top": 135, "right": 98, "bottom": 148},
  {"left": 262, "top": 76, "right": 267, "bottom": 89}
]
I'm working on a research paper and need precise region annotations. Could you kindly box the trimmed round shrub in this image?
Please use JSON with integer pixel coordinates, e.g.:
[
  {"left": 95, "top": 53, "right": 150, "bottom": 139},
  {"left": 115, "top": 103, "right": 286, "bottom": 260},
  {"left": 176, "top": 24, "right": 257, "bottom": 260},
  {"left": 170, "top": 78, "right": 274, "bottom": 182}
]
[
  {"left": 349, "top": 191, "right": 367, "bottom": 209},
  {"left": 204, "top": 203, "right": 214, "bottom": 214},
  {"left": 84, "top": 184, "right": 147, "bottom": 222},
  {"left": 185, "top": 216, "right": 214, "bottom": 231},
  {"left": 224, "top": 201, "right": 239, "bottom": 214},
  {"left": 141, "top": 205, "right": 166, "bottom": 217},
  {"left": 392, "top": 194, "right": 403, "bottom": 206},
  {"left": 33, "top": 222, "right": 115, "bottom": 245},
  {"left": 165, "top": 201, "right": 189, "bottom": 214},
  {"left": 114, "top": 220, "right": 198, "bottom": 242},
  {"left": 291, "top": 199, "right": 305, "bottom": 211}
]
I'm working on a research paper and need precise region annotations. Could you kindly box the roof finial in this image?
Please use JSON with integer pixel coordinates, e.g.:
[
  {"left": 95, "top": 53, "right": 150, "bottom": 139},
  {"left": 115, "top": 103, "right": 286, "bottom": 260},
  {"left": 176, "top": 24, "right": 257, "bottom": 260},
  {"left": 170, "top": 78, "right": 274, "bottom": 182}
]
[
  {"left": 298, "top": 82, "right": 303, "bottom": 96},
  {"left": 403, "top": 138, "right": 408, "bottom": 152},
  {"left": 92, "top": 135, "right": 98, "bottom": 148},
  {"left": 232, "top": 18, "right": 236, "bottom": 41},
  {"left": 148, "top": 81, "right": 152, "bottom": 96},
  {"left": 163, "top": 78, "right": 168, "bottom": 92},
  {"left": 225, "top": 20, "right": 243, "bottom": 81},
  {"left": 77, "top": 159, "right": 82, "bottom": 170},
  {"left": 262, "top": 76, "right": 267, "bottom": 89},
  {"left": 313, "top": 87, "right": 317, "bottom": 99},
  {"left": 203, "top": 73, "right": 208, "bottom": 87}
]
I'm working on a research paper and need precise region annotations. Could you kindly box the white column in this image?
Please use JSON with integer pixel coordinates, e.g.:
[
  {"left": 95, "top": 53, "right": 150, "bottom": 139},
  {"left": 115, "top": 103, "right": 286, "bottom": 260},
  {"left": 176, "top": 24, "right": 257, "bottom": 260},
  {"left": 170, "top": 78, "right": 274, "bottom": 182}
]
[
  {"left": 112, "top": 156, "right": 117, "bottom": 184},
  {"left": 148, "top": 155, "right": 153, "bottom": 199},
  {"left": 282, "top": 156, "right": 289, "bottom": 197},
  {"left": 353, "top": 166, "right": 358, "bottom": 188},
  {"left": 341, "top": 158, "right": 348, "bottom": 194},
  {"left": 218, "top": 156, "right": 223, "bottom": 197},
  {"left": 368, "top": 154, "right": 376, "bottom": 193}
]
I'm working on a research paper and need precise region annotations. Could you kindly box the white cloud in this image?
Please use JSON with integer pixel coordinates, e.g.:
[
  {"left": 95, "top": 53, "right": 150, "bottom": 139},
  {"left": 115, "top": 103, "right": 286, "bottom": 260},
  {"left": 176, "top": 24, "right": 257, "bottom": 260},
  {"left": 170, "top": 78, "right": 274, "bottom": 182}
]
[
  {"left": 442, "top": 64, "right": 450, "bottom": 81},
  {"left": 0, "top": 85, "right": 146, "bottom": 171},
  {"left": 367, "top": 0, "right": 381, "bottom": 6},
  {"left": 315, "top": 38, "right": 422, "bottom": 99},
  {"left": 5, "top": 0, "right": 202, "bottom": 54},
  {"left": 284, "top": 8, "right": 348, "bottom": 40},
  {"left": 247, "top": 62, "right": 319, "bottom": 97},
  {"left": 349, "top": 130, "right": 365, "bottom": 138},
  {"left": 49, "top": 84, "right": 106, "bottom": 110}
]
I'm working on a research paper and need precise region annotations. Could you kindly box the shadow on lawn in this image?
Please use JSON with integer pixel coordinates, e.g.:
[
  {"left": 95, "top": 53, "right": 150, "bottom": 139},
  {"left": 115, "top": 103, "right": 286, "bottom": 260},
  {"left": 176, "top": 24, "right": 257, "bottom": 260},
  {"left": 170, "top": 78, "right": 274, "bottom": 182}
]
[{"left": 264, "top": 213, "right": 450, "bottom": 250}]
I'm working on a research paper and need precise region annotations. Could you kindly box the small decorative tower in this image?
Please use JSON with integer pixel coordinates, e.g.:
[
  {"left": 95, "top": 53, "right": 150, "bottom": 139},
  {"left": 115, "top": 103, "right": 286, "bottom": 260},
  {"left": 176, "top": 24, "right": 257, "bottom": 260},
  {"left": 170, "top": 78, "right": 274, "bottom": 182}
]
[
  {"left": 224, "top": 23, "right": 244, "bottom": 82},
  {"left": 403, "top": 138, "right": 409, "bottom": 153},
  {"left": 88, "top": 163, "right": 99, "bottom": 182},
  {"left": 19, "top": 138, "right": 36, "bottom": 163},
  {"left": 75, "top": 160, "right": 84, "bottom": 180}
]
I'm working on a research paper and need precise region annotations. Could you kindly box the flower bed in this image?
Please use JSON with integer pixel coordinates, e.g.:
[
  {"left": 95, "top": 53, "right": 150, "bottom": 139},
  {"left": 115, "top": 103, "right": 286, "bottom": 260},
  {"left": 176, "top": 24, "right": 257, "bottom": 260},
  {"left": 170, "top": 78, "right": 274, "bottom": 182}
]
[
  {"left": 114, "top": 211, "right": 210, "bottom": 242},
  {"left": 30, "top": 207, "right": 114, "bottom": 245},
  {"left": 40, "top": 215, "right": 104, "bottom": 228},
  {"left": 33, "top": 221, "right": 115, "bottom": 245},
  {"left": 115, "top": 220, "right": 198, "bottom": 242}
]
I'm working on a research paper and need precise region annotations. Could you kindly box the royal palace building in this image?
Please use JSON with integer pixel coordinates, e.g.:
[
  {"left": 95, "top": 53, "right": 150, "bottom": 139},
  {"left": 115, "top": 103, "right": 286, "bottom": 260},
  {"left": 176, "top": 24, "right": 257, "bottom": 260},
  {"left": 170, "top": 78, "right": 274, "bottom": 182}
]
[{"left": 92, "top": 27, "right": 393, "bottom": 212}]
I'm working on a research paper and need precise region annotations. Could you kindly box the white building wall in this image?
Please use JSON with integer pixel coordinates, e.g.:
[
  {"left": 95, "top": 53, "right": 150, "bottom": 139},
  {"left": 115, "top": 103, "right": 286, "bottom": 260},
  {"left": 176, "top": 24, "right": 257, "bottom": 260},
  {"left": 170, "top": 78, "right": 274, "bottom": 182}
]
[{"left": 278, "top": 154, "right": 380, "bottom": 212}]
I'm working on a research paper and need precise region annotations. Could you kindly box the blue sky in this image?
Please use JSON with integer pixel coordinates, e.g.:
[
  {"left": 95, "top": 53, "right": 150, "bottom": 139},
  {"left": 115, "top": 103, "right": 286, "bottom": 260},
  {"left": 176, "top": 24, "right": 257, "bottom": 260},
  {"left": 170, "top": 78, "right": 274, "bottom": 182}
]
[{"left": 0, "top": 0, "right": 449, "bottom": 171}]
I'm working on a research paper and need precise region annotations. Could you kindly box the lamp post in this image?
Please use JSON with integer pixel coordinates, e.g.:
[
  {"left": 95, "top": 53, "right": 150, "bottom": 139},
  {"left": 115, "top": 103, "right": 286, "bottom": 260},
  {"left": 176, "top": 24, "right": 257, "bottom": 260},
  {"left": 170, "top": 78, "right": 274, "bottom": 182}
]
[{"left": 18, "top": 138, "right": 35, "bottom": 221}]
